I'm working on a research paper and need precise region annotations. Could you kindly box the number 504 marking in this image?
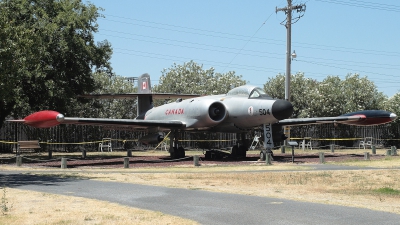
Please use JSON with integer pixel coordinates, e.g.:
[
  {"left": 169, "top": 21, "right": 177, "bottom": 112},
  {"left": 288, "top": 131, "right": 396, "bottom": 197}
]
[{"left": 259, "top": 108, "right": 270, "bottom": 115}]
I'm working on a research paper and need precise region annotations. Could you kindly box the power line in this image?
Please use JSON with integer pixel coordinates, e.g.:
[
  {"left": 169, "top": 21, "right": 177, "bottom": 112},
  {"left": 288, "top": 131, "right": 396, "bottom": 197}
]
[
  {"left": 98, "top": 15, "right": 400, "bottom": 57},
  {"left": 95, "top": 32, "right": 399, "bottom": 81},
  {"left": 112, "top": 48, "right": 400, "bottom": 90},
  {"left": 314, "top": 0, "right": 400, "bottom": 12},
  {"left": 221, "top": 12, "right": 275, "bottom": 72},
  {"left": 111, "top": 46, "right": 399, "bottom": 82},
  {"left": 101, "top": 31, "right": 400, "bottom": 70},
  {"left": 295, "top": 59, "right": 399, "bottom": 78},
  {"left": 111, "top": 49, "right": 283, "bottom": 74},
  {"left": 101, "top": 14, "right": 257, "bottom": 39},
  {"left": 93, "top": 3, "right": 399, "bottom": 94}
]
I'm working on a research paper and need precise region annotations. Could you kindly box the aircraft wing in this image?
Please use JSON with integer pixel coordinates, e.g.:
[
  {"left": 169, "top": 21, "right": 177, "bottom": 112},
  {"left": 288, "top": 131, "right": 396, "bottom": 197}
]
[
  {"left": 277, "top": 110, "right": 397, "bottom": 126},
  {"left": 9, "top": 110, "right": 396, "bottom": 129},
  {"left": 79, "top": 93, "right": 201, "bottom": 100},
  {"left": 59, "top": 117, "right": 186, "bottom": 129},
  {"left": 9, "top": 110, "right": 186, "bottom": 129}
]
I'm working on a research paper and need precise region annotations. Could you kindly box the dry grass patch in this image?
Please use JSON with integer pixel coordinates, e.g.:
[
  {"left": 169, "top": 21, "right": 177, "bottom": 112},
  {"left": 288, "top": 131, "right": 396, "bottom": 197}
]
[
  {"left": 0, "top": 188, "right": 198, "bottom": 225},
  {"left": 75, "top": 169, "right": 400, "bottom": 214},
  {"left": 1, "top": 149, "right": 400, "bottom": 219},
  {"left": 329, "top": 155, "right": 400, "bottom": 167}
]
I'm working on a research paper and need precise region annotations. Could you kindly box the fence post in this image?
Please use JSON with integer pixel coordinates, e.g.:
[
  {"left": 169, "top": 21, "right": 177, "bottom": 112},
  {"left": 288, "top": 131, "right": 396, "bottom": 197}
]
[
  {"left": 391, "top": 146, "right": 397, "bottom": 156},
  {"left": 82, "top": 150, "right": 86, "bottom": 159},
  {"left": 371, "top": 145, "right": 376, "bottom": 154},
  {"left": 127, "top": 150, "right": 132, "bottom": 157},
  {"left": 61, "top": 158, "right": 67, "bottom": 169},
  {"left": 330, "top": 144, "right": 334, "bottom": 153},
  {"left": 48, "top": 150, "right": 52, "bottom": 159},
  {"left": 281, "top": 146, "right": 285, "bottom": 154},
  {"left": 319, "top": 152, "right": 325, "bottom": 164},
  {"left": 16, "top": 156, "right": 22, "bottom": 167},
  {"left": 364, "top": 152, "right": 370, "bottom": 160},
  {"left": 265, "top": 153, "right": 272, "bottom": 165},
  {"left": 124, "top": 157, "right": 130, "bottom": 168},
  {"left": 193, "top": 155, "right": 200, "bottom": 166}
]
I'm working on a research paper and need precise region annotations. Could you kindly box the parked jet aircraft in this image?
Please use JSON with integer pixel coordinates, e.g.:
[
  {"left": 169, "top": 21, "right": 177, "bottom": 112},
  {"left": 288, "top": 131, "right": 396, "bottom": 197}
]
[{"left": 11, "top": 73, "right": 397, "bottom": 159}]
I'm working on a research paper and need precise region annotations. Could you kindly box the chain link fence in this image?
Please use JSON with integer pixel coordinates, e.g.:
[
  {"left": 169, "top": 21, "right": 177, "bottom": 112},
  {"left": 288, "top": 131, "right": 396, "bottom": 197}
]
[{"left": 1, "top": 122, "right": 399, "bottom": 153}]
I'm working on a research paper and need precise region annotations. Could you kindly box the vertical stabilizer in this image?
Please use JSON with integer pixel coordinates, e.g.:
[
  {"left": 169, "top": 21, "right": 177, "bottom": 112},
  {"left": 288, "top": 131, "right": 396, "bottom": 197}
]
[
  {"left": 138, "top": 73, "right": 151, "bottom": 94},
  {"left": 136, "top": 73, "right": 153, "bottom": 119}
]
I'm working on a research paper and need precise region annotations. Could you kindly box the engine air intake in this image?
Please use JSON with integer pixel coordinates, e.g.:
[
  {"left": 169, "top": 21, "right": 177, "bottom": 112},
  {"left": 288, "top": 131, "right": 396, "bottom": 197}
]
[{"left": 208, "top": 102, "right": 226, "bottom": 122}]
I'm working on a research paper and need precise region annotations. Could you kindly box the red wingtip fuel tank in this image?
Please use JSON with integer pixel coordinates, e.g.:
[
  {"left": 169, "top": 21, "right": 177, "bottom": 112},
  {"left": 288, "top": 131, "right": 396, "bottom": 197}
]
[
  {"left": 340, "top": 110, "right": 397, "bottom": 126},
  {"left": 23, "top": 110, "right": 63, "bottom": 128}
]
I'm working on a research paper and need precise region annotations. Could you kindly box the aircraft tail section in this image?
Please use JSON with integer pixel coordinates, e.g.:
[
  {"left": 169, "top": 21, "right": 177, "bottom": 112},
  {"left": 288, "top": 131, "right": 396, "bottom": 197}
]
[
  {"left": 138, "top": 73, "right": 151, "bottom": 94},
  {"left": 136, "top": 73, "right": 153, "bottom": 119}
]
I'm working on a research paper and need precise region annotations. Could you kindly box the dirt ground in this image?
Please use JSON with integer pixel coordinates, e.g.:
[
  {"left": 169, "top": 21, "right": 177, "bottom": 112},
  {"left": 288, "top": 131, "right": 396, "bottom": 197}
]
[{"left": 0, "top": 150, "right": 388, "bottom": 168}]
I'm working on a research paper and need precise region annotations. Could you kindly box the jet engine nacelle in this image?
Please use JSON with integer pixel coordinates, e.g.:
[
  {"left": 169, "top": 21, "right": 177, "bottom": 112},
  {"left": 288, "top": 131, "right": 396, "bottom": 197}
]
[
  {"left": 187, "top": 100, "right": 227, "bottom": 128},
  {"left": 139, "top": 133, "right": 164, "bottom": 145},
  {"left": 144, "top": 98, "right": 227, "bottom": 129}
]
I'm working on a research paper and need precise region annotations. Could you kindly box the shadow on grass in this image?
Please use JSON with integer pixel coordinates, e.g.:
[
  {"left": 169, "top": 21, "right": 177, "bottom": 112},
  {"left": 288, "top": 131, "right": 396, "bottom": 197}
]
[{"left": 0, "top": 173, "right": 85, "bottom": 188}]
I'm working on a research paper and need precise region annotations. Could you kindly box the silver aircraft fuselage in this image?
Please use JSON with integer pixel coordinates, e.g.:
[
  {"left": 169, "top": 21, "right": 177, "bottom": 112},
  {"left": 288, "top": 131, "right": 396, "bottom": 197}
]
[{"left": 144, "top": 85, "right": 293, "bottom": 132}]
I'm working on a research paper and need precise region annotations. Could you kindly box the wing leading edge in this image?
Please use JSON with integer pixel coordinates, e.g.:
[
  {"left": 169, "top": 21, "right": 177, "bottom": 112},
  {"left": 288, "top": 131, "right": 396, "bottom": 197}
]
[
  {"left": 12, "top": 110, "right": 186, "bottom": 129},
  {"left": 8, "top": 109, "right": 397, "bottom": 129},
  {"left": 277, "top": 110, "right": 397, "bottom": 126}
]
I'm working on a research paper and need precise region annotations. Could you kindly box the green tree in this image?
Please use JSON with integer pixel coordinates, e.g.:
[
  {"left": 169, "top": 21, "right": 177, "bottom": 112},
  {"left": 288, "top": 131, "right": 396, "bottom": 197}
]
[
  {"left": 265, "top": 73, "right": 387, "bottom": 147},
  {"left": 382, "top": 93, "right": 400, "bottom": 147},
  {"left": 153, "top": 61, "right": 247, "bottom": 96},
  {"left": 73, "top": 72, "right": 137, "bottom": 119},
  {"left": 341, "top": 74, "right": 386, "bottom": 112},
  {"left": 0, "top": 0, "right": 112, "bottom": 128},
  {"left": 264, "top": 73, "right": 385, "bottom": 118},
  {"left": 264, "top": 72, "right": 318, "bottom": 118},
  {"left": 308, "top": 75, "right": 345, "bottom": 117}
]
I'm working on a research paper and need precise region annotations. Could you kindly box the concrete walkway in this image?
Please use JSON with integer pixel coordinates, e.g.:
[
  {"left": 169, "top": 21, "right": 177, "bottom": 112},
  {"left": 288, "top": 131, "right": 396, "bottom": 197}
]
[{"left": 1, "top": 172, "right": 399, "bottom": 225}]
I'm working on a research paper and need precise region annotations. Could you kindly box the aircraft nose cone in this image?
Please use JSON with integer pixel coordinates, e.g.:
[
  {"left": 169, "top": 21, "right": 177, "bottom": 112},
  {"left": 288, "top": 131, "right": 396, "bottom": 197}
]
[{"left": 272, "top": 100, "right": 293, "bottom": 120}]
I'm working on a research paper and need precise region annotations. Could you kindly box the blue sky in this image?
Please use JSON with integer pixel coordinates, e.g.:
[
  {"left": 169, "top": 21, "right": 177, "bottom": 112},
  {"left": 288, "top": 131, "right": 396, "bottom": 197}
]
[{"left": 90, "top": 0, "right": 400, "bottom": 97}]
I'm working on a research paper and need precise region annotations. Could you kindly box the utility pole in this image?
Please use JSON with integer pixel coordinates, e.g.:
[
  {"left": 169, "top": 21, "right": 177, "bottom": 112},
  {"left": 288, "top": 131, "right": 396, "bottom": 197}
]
[
  {"left": 276, "top": 1, "right": 306, "bottom": 146},
  {"left": 276, "top": 0, "right": 306, "bottom": 102}
]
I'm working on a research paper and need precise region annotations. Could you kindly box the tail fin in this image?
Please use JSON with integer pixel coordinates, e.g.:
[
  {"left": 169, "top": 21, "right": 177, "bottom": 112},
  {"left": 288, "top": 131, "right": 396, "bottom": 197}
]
[
  {"left": 136, "top": 73, "right": 153, "bottom": 119},
  {"left": 138, "top": 73, "right": 151, "bottom": 94}
]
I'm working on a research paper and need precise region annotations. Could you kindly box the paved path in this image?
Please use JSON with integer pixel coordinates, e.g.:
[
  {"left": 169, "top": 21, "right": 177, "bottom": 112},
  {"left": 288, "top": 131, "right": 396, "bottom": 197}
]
[{"left": 1, "top": 171, "right": 399, "bottom": 225}]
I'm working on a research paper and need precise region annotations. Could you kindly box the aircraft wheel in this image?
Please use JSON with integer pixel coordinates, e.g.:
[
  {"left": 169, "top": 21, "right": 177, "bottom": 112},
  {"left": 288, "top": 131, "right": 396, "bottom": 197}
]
[
  {"left": 231, "top": 146, "right": 238, "bottom": 158},
  {"left": 266, "top": 149, "right": 274, "bottom": 157},
  {"left": 170, "top": 147, "right": 178, "bottom": 159},
  {"left": 260, "top": 150, "right": 266, "bottom": 161},
  {"left": 238, "top": 145, "right": 247, "bottom": 157},
  {"left": 205, "top": 151, "right": 211, "bottom": 160},
  {"left": 177, "top": 146, "right": 185, "bottom": 158}
]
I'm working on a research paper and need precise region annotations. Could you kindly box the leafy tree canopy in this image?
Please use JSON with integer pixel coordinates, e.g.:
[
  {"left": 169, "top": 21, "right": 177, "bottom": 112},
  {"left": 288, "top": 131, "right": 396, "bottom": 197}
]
[
  {"left": 0, "top": 0, "right": 112, "bottom": 128},
  {"left": 153, "top": 61, "right": 247, "bottom": 96},
  {"left": 72, "top": 72, "right": 137, "bottom": 119},
  {"left": 264, "top": 73, "right": 386, "bottom": 118}
]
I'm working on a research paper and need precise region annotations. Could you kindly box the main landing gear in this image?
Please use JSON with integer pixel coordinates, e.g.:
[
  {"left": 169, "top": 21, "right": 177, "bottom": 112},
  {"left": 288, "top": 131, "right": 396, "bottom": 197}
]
[
  {"left": 259, "top": 149, "right": 274, "bottom": 161},
  {"left": 204, "top": 133, "right": 249, "bottom": 160},
  {"left": 169, "top": 130, "right": 186, "bottom": 159},
  {"left": 230, "top": 133, "right": 249, "bottom": 158},
  {"left": 167, "top": 131, "right": 252, "bottom": 160}
]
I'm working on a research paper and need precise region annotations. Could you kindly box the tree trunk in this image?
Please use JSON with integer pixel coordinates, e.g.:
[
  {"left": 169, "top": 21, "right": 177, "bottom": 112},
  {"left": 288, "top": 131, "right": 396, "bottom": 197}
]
[{"left": 0, "top": 100, "right": 15, "bottom": 130}]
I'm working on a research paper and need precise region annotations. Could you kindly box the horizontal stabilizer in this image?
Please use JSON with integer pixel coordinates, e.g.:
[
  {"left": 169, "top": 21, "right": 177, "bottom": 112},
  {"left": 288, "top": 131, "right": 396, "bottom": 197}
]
[{"left": 79, "top": 93, "right": 201, "bottom": 100}]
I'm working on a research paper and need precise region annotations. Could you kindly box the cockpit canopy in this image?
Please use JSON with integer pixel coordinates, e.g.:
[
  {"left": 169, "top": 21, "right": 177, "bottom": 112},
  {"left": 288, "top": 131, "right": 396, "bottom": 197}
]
[{"left": 227, "top": 85, "right": 273, "bottom": 99}]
